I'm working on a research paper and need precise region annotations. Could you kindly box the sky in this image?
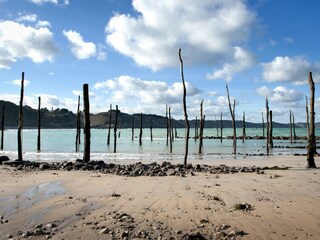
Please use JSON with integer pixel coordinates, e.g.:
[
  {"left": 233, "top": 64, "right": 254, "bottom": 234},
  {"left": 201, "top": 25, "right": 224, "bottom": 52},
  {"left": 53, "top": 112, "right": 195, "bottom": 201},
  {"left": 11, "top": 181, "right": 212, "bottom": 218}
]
[{"left": 0, "top": 0, "right": 320, "bottom": 123}]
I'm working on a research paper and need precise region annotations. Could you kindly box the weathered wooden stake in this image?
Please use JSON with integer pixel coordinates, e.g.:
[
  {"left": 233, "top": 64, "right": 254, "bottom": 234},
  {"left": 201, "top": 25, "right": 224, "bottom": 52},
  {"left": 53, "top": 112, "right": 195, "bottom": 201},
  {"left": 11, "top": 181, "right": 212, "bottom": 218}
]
[
  {"left": 226, "top": 84, "right": 236, "bottom": 155},
  {"left": 179, "top": 48, "right": 190, "bottom": 166},
  {"left": 290, "top": 110, "right": 293, "bottom": 144},
  {"left": 107, "top": 104, "right": 112, "bottom": 145},
  {"left": 1, "top": 104, "right": 4, "bottom": 150},
  {"left": 83, "top": 84, "right": 90, "bottom": 163},
  {"left": 131, "top": 116, "right": 134, "bottom": 141},
  {"left": 169, "top": 108, "right": 172, "bottom": 153},
  {"left": 262, "top": 112, "right": 265, "bottom": 138},
  {"left": 242, "top": 111, "right": 246, "bottom": 143},
  {"left": 220, "top": 113, "right": 223, "bottom": 143},
  {"left": 139, "top": 113, "right": 143, "bottom": 146},
  {"left": 199, "top": 100, "right": 204, "bottom": 154},
  {"left": 307, "top": 72, "right": 317, "bottom": 168},
  {"left": 18, "top": 72, "right": 24, "bottom": 161},
  {"left": 37, "top": 96, "right": 41, "bottom": 151},
  {"left": 293, "top": 113, "right": 296, "bottom": 140},
  {"left": 215, "top": 115, "right": 219, "bottom": 138},
  {"left": 269, "top": 110, "right": 273, "bottom": 148},
  {"left": 166, "top": 105, "right": 169, "bottom": 146},
  {"left": 114, "top": 105, "right": 118, "bottom": 153},
  {"left": 266, "top": 96, "right": 269, "bottom": 156},
  {"left": 75, "top": 95, "right": 81, "bottom": 151},
  {"left": 150, "top": 117, "right": 153, "bottom": 141}
]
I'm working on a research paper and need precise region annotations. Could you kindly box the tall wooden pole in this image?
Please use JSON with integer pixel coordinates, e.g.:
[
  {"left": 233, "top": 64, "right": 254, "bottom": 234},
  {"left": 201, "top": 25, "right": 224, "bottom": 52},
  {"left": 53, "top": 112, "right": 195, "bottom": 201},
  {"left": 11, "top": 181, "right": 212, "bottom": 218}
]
[
  {"left": 220, "top": 112, "right": 223, "bottom": 143},
  {"left": 262, "top": 112, "right": 265, "bottom": 138},
  {"left": 37, "top": 96, "right": 41, "bottom": 151},
  {"left": 114, "top": 105, "right": 118, "bottom": 153},
  {"left": 306, "top": 96, "right": 310, "bottom": 139},
  {"left": 166, "top": 105, "right": 169, "bottom": 146},
  {"left": 290, "top": 110, "right": 293, "bottom": 144},
  {"left": 242, "top": 111, "right": 246, "bottom": 143},
  {"left": 307, "top": 72, "right": 317, "bottom": 168},
  {"left": 1, "top": 104, "right": 4, "bottom": 150},
  {"left": 169, "top": 107, "right": 172, "bottom": 153},
  {"left": 139, "top": 113, "right": 143, "bottom": 146},
  {"left": 269, "top": 110, "right": 273, "bottom": 148},
  {"left": 18, "top": 72, "right": 24, "bottom": 161},
  {"left": 266, "top": 96, "right": 269, "bottom": 156},
  {"left": 226, "top": 84, "right": 236, "bottom": 155},
  {"left": 150, "top": 117, "right": 153, "bottom": 141},
  {"left": 75, "top": 95, "right": 81, "bottom": 151},
  {"left": 215, "top": 115, "right": 219, "bottom": 138},
  {"left": 199, "top": 100, "right": 204, "bottom": 154},
  {"left": 179, "top": 48, "right": 190, "bottom": 166},
  {"left": 293, "top": 113, "right": 296, "bottom": 140},
  {"left": 107, "top": 104, "right": 112, "bottom": 145},
  {"left": 83, "top": 84, "right": 90, "bottom": 163},
  {"left": 131, "top": 116, "right": 134, "bottom": 141}
]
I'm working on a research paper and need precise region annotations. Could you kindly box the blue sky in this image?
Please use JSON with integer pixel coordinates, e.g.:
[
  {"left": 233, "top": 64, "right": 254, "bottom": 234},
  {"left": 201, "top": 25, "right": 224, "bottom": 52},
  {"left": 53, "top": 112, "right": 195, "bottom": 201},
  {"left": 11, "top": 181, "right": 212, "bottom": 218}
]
[{"left": 0, "top": 0, "right": 320, "bottom": 123}]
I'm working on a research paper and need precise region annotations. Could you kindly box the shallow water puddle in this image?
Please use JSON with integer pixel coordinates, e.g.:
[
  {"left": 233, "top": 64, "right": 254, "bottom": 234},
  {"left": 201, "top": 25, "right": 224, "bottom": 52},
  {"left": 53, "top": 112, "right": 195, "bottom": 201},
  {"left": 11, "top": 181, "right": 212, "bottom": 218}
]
[{"left": 0, "top": 181, "right": 65, "bottom": 217}]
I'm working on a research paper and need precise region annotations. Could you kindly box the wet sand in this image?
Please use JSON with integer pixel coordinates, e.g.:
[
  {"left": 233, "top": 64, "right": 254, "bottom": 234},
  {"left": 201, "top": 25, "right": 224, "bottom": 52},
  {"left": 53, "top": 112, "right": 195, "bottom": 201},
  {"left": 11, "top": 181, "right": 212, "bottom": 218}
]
[{"left": 0, "top": 155, "right": 319, "bottom": 239}]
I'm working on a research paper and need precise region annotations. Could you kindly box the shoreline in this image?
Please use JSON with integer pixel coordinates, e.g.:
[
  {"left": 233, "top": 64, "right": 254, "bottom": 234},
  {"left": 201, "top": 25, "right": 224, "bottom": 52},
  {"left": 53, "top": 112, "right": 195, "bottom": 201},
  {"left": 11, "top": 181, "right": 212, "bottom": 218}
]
[{"left": 0, "top": 156, "right": 319, "bottom": 239}]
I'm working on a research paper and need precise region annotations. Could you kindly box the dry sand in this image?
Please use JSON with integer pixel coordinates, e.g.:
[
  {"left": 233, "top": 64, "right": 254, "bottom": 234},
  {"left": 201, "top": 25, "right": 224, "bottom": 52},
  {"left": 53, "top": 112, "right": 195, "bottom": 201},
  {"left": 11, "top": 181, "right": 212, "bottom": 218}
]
[{"left": 0, "top": 156, "right": 319, "bottom": 239}]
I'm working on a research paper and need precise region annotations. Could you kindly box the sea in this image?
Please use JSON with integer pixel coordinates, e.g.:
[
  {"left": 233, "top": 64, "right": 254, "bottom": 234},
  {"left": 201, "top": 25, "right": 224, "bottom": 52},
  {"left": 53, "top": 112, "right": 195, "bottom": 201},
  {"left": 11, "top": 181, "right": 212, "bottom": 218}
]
[{"left": 0, "top": 128, "right": 315, "bottom": 163}]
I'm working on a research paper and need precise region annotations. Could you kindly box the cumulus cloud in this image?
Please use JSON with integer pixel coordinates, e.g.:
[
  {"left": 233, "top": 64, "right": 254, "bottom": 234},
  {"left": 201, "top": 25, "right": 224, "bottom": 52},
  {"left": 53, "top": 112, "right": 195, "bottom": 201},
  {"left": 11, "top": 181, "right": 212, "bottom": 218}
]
[
  {"left": 206, "top": 46, "right": 255, "bottom": 81},
  {"left": 36, "top": 20, "right": 51, "bottom": 28},
  {"left": 105, "top": 0, "right": 256, "bottom": 71},
  {"left": 16, "top": 14, "right": 38, "bottom": 22},
  {"left": 261, "top": 56, "right": 320, "bottom": 85},
  {"left": 63, "top": 30, "right": 97, "bottom": 59},
  {"left": 94, "top": 75, "right": 202, "bottom": 115},
  {"left": 0, "top": 21, "right": 59, "bottom": 69},
  {"left": 256, "top": 85, "right": 303, "bottom": 103}
]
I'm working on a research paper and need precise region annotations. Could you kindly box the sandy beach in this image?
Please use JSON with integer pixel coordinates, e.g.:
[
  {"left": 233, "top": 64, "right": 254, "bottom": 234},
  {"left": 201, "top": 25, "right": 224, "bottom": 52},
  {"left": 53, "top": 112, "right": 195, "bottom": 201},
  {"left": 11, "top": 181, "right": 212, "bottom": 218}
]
[{"left": 0, "top": 156, "right": 319, "bottom": 240}]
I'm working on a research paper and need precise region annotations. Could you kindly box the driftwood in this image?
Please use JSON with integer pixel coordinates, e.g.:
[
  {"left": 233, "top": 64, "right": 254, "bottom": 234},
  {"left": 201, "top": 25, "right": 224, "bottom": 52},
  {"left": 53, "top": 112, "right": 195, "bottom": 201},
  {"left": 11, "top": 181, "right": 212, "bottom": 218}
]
[
  {"left": 307, "top": 72, "right": 317, "bottom": 168},
  {"left": 107, "top": 104, "right": 112, "bottom": 145},
  {"left": 83, "top": 84, "right": 90, "bottom": 163},
  {"left": 1, "top": 104, "right": 4, "bottom": 150},
  {"left": 114, "top": 105, "right": 118, "bottom": 153},
  {"left": 37, "top": 96, "right": 41, "bottom": 151},
  {"left": 18, "top": 72, "right": 24, "bottom": 161},
  {"left": 179, "top": 48, "right": 190, "bottom": 166},
  {"left": 226, "top": 84, "right": 236, "bottom": 155}
]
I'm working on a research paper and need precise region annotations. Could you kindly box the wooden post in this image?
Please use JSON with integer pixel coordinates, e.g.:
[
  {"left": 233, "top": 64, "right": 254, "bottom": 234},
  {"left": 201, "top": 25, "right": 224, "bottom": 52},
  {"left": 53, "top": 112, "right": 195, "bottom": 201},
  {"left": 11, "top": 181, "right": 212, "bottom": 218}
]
[
  {"left": 107, "top": 104, "right": 112, "bottom": 145},
  {"left": 171, "top": 117, "right": 174, "bottom": 142},
  {"left": 290, "top": 110, "right": 293, "bottom": 144},
  {"left": 199, "top": 100, "right": 204, "bottom": 154},
  {"left": 220, "top": 112, "right": 223, "bottom": 143},
  {"left": 307, "top": 72, "right": 317, "bottom": 168},
  {"left": 270, "top": 110, "right": 273, "bottom": 148},
  {"left": 262, "top": 112, "right": 265, "bottom": 138},
  {"left": 174, "top": 121, "right": 178, "bottom": 138},
  {"left": 83, "top": 84, "right": 90, "bottom": 163},
  {"left": 114, "top": 105, "right": 118, "bottom": 153},
  {"left": 266, "top": 96, "right": 269, "bottom": 156},
  {"left": 1, "top": 104, "right": 4, "bottom": 150},
  {"left": 37, "top": 96, "right": 41, "bottom": 151},
  {"left": 139, "top": 113, "right": 143, "bottom": 146},
  {"left": 131, "top": 116, "right": 134, "bottom": 141},
  {"left": 17, "top": 72, "right": 24, "bottom": 161},
  {"left": 215, "top": 115, "right": 219, "bottom": 138},
  {"left": 166, "top": 105, "right": 169, "bottom": 146},
  {"left": 293, "top": 112, "right": 296, "bottom": 140},
  {"left": 75, "top": 95, "right": 81, "bottom": 151},
  {"left": 179, "top": 48, "right": 190, "bottom": 166},
  {"left": 306, "top": 96, "right": 310, "bottom": 139},
  {"left": 226, "top": 84, "right": 236, "bottom": 155},
  {"left": 150, "top": 117, "right": 153, "bottom": 141},
  {"left": 169, "top": 108, "right": 172, "bottom": 153},
  {"left": 242, "top": 111, "right": 246, "bottom": 143},
  {"left": 194, "top": 117, "right": 198, "bottom": 141}
]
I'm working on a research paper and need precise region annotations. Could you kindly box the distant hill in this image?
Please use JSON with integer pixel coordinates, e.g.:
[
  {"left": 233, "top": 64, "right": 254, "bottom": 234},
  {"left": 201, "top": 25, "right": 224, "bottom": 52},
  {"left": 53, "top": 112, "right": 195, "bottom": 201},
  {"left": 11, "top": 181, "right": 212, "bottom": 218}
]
[{"left": 0, "top": 100, "right": 309, "bottom": 129}]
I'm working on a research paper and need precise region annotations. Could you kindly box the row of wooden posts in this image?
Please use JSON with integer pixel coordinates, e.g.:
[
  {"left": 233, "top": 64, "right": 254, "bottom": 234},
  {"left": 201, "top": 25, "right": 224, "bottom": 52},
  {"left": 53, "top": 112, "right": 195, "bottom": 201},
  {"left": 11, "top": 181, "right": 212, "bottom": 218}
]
[{"left": 1, "top": 50, "right": 317, "bottom": 168}]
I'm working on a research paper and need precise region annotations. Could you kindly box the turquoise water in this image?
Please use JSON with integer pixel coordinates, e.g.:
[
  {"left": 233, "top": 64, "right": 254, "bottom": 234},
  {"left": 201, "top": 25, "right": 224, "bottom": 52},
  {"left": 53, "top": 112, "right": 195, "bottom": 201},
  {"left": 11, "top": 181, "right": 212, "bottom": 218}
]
[{"left": 0, "top": 128, "right": 312, "bottom": 162}]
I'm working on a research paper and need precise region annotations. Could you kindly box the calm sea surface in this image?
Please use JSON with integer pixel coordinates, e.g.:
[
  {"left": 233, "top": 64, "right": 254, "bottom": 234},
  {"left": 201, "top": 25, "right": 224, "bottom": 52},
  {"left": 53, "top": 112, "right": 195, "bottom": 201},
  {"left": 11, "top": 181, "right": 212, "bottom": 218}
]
[{"left": 0, "top": 128, "right": 314, "bottom": 162}]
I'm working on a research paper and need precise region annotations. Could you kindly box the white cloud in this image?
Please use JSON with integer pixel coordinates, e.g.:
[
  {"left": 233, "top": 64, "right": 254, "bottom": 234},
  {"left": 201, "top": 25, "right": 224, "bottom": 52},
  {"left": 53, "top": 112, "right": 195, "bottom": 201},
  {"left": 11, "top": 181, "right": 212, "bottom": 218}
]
[
  {"left": 16, "top": 14, "right": 38, "bottom": 22},
  {"left": 256, "top": 85, "right": 303, "bottom": 103},
  {"left": 261, "top": 56, "right": 320, "bottom": 85},
  {"left": 10, "top": 79, "right": 31, "bottom": 87},
  {"left": 0, "top": 21, "right": 59, "bottom": 69},
  {"left": 105, "top": 0, "right": 256, "bottom": 71},
  {"left": 36, "top": 20, "right": 51, "bottom": 28},
  {"left": 206, "top": 46, "right": 255, "bottom": 81},
  {"left": 29, "top": 0, "right": 69, "bottom": 5},
  {"left": 63, "top": 30, "right": 97, "bottom": 59},
  {"left": 93, "top": 75, "right": 202, "bottom": 115},
  {"left": 72, "top": 90, "right": 82, "bottom": 96}
]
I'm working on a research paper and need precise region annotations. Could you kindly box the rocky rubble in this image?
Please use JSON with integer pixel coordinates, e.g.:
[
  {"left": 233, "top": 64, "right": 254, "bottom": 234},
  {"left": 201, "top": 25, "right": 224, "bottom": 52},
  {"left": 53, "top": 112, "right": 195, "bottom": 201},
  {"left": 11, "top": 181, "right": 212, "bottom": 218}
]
[{"left": 2, "top": 157, "right": 265, "bottom": 176}]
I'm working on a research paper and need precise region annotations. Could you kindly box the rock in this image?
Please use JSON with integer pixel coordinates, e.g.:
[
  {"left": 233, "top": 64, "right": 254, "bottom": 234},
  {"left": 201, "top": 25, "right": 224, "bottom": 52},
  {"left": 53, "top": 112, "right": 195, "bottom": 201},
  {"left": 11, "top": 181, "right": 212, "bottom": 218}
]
[
  {"left": 121, "top": 230, "right": 129, "bottom": 238},
  {"left": 182, "top": 232, "right": 206, "bottom": 240},
  {"left": 166, "top": 169, "right": 176, "bottom": 176},
  {"left": 0, "top": 156, "right": 9, "bottom": 164},
  {"left": 99, "top": 228, "right": 109, "bottom": 234}
]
